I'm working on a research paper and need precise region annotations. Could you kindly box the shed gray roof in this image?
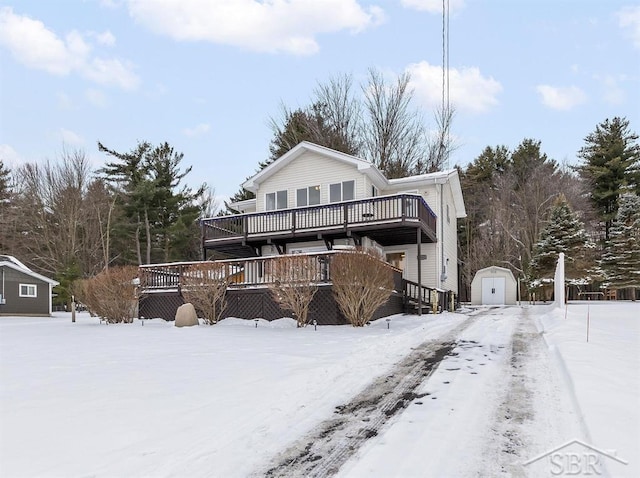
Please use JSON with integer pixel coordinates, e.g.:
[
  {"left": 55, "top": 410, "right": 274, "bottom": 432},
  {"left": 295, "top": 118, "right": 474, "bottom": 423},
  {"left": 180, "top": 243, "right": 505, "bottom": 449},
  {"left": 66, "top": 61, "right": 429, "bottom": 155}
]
[{"left": 0, "top": 255, "right": 59, "bottom": 286}]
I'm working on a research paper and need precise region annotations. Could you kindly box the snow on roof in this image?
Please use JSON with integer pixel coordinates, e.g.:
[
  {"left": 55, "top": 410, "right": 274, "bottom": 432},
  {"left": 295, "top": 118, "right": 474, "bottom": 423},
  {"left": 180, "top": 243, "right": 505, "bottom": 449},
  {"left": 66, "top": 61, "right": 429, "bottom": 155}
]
[
  {"left": 0, "top": 254, "right": 30, "bottom": 271},
  {"left": 0, "top": 255, "right": 59, "bottom": 286}
]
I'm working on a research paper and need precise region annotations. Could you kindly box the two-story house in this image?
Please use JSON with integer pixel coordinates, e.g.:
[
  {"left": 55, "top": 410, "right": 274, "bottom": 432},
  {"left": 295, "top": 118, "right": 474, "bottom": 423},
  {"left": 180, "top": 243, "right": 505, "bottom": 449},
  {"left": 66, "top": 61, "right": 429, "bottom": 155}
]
[{"left": 139, "top": 141, "right": 466, "bottom": 324}]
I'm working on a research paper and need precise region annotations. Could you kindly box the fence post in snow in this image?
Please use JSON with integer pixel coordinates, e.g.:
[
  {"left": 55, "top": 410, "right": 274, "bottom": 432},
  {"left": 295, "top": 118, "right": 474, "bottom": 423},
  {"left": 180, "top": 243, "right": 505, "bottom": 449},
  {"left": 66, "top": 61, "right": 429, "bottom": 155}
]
[{"left": 553, "top": 253, "right": 565, "bottom": 308}]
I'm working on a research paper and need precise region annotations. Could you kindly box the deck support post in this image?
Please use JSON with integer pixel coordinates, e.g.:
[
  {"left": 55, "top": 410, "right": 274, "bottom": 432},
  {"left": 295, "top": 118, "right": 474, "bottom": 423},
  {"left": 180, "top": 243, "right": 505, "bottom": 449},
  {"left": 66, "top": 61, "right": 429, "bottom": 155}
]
[{"left": 417, "top": 228, "right": 422, "bottom": 316}]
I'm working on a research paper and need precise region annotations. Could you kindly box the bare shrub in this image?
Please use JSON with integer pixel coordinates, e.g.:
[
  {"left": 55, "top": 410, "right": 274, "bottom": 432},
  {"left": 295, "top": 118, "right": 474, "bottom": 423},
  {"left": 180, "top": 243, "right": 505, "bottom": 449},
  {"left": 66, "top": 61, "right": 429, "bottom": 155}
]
[
  {"left": 331, "top": 249, "right": 394, "bottom": 327},
  {"left": 180, "top": 262, "right": 228, "bottom": 325},
  {"left": 268, "top": 255, "right": 320, "bottom": 327},
  {"left": 76, "top": 266, "right": 139, "bottom": 323}
]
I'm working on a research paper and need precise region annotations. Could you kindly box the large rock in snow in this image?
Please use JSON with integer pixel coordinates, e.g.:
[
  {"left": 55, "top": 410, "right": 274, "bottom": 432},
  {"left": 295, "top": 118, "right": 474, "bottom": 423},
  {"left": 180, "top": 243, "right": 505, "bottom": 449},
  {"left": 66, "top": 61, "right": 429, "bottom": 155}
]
[{"left": 175, "top": 303, "right": 199, "bottom": 327}]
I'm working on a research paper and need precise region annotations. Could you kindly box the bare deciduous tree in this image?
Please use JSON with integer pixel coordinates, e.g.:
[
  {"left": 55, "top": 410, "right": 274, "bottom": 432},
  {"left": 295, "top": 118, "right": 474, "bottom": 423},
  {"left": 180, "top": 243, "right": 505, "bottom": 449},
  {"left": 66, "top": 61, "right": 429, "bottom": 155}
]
[
  {"left": 181, "top": 262, "right": 228, "bottom": 325},
  {"left": 331, "top": 249, "right": 394, "bottom": 327},
  {"left": 361, "top": 68, "right": 429, "bottom": 178},
  {"left": 421, "top": 105, "right": 457, "bottom": 174},
  {"left": 268, "top": 255, "right": 319, "bottom": 327},
  {"left": 8, "top": 149, "right": 113, "bottom": 304},
  {"left": 311, "top": 73, "right": 362, "bottom": 155}
]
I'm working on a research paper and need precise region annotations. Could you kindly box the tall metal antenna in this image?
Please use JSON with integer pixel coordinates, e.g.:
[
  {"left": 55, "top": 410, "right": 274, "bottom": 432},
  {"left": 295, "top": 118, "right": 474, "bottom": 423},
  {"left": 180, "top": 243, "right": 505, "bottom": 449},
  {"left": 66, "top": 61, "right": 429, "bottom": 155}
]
[{"left": 441, "top": 0, "right": 451, "bottom": 170}]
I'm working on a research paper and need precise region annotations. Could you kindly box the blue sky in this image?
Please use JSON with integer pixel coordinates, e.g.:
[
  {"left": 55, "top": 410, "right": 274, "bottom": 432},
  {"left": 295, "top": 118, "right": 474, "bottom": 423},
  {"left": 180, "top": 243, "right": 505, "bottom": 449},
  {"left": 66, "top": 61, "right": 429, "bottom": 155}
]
[{"left": 1, "top": 0, "right": 639, "bottom": 200}]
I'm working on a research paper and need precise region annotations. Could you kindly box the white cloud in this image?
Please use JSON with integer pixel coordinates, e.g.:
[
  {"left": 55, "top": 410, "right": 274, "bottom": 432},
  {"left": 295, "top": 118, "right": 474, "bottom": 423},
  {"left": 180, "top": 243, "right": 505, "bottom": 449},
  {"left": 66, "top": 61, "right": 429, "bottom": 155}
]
[
  {"left": 126, "top": 0, "right": 385, "bottom": 55},
  {"left": 94, "top": 30, "right": 116, "bottom": 46},
  {"left": 82, "top": 57, "right": 139, "bottom": 89},
  {"left": 183, "top": 123, "right": 211, "bottom": 137},
  {"left": 401, "top": 0, "right": 465, "bottom": 14},
  {"left": 617, "top": 5, "right": 640, "bottom": 49},
  {"left": 0, "top": 7, "right": 77, "bottom": 75},
  {"left": 536, "top": 85, "right": 587, "bottom": 111},
  {"left": 85, "top": 88, "right": 108, "bottom": 107},
  {"left": 0, "top": 7, "right": 139, "bottom": 89},
  {"left": 406, "top": 61, "right": 502, "bottom": 114},
  {"left": 59, "top": 128, "right": 85, "bottom": 146}
]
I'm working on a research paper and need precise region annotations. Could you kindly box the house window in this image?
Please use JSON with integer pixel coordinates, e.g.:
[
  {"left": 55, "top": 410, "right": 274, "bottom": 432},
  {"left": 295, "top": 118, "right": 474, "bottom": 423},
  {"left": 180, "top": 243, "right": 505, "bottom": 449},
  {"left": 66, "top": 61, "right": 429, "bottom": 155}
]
[
  {"left": 372, "top": 185, "right": 378, "bottom": 197},
  {"left": 19, "top": 283, "right": 37, "bottom": 298},
  {"left": 266, "top": 190, "right": 288, "bottom": 210},
  {"left": 329, "top": 180, "right": 355, "bottom": 203},
  {"left": 386, "top": 252, "right": 405, "bottom": 272},
  {"left": 296, "top": 186, "right": 321, "bottom": 207}
]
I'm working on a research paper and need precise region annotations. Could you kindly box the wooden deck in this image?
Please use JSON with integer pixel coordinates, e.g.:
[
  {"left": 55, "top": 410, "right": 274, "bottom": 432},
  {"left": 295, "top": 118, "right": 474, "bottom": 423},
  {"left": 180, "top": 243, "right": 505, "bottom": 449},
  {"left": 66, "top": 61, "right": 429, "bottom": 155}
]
[
  {"left": 139, "top": 252, "right": 400, "bottom": 291},
  {"left": 137, "top": 252, "right": 454, "bottom": 322},
  {"left": 201, "top": 194, "right": 437, "bottom": 257}
]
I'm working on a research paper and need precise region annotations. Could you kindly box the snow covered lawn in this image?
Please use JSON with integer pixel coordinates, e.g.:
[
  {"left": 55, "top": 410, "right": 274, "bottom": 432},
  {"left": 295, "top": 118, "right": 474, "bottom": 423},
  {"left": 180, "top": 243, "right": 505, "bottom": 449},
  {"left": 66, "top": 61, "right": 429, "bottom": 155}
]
[
  {"left": 1, "top": 302, "right": 637, "bottom": 477},
  {"left": 537, "top": 301, "right": 640, "bottom": 478}
]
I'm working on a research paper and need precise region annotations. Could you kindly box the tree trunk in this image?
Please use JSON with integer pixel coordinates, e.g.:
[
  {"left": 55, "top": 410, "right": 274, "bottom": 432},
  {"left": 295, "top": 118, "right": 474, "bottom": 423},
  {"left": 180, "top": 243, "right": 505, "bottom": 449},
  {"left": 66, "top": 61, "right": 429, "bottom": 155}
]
[
  {"left": 135, "top": 217, "right": 142, "bottom": 265},
  {"left": 145, "top": 208, "right": 151, "bottom": 265}
]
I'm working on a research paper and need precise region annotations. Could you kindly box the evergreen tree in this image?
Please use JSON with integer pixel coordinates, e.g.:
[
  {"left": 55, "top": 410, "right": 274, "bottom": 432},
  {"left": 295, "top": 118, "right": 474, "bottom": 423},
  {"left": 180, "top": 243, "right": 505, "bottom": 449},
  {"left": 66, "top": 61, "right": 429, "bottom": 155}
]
[
  {"left": 510, "top": 139, "right": 558, "bottom": 190},
  {"left": 600, "top": 193, "right": 640, "bottom": 297},
  {"left": 98, "top": 141, "right": 204, "bottom": 264},
  {"left": 576, "top": 117, "right": 640, "bottom": 241},
  {"left": 529, "top": 194, "right": 594, "bottom": 284},
  {"left": 0, "top": 160, "right": 10, "bottom": 202},
  {"left": 265, "top": 108, "right": 317, "bottom": 168},
  {"left": 225, "top": 103, "right": 361, "bottom": 214},
  {"left": 0, "top": 160, "right": 14, "bottom": 253}
]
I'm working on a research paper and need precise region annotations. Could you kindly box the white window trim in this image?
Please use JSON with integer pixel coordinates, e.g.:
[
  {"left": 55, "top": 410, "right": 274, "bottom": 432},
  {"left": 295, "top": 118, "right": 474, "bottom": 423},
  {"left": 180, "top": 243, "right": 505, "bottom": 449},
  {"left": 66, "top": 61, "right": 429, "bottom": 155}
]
[
  {"left": 19, "top": 283, "right": 37, "bottom": 298},
  {"left": 265, "top": 190, "right": 288, "bottom": 211},
  {"left": 329, "top": 180, "right": 355, "bottom": 203},
  {"left": 296, "top": 185, "right": 321, "bottom": 207}
]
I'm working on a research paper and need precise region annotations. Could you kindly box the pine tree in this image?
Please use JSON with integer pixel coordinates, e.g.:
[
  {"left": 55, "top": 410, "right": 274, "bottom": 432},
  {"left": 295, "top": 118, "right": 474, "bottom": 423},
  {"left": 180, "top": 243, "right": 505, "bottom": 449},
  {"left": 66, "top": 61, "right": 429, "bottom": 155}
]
[
  {"left": 98, "top": 141, "right": 204, "bottom": 264},
  {"left": 576, "top": 117, "right": 640, "bottom": 241},
  {"left": 0, "top": 160, "right": 14, "bottom": 253},
  {"left": 0, "top": 160, "right": 10, "bottom": 201},
  {"left": 600, "top": 193, "right": 640, "bottom": 298},
  {"left": 529, "top": 194, "right": 594, "bottom": 284}
]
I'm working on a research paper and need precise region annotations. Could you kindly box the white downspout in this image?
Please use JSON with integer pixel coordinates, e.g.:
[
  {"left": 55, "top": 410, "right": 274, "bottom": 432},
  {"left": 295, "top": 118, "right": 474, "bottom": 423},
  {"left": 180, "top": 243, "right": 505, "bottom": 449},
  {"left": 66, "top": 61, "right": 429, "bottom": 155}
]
[{"left": 439, "top": 183, "right": 445, "bottom": 289}]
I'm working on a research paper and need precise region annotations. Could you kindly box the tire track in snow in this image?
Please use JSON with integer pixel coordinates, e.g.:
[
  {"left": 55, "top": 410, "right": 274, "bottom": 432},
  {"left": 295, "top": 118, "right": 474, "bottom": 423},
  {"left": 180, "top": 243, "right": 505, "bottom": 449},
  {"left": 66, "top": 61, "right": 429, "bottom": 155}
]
[
  {"left": 257, "top": 313, "right": 491, "bottom": 478},
  {"left": 482, "top": 307, "right": 583, "bottom": 477}
]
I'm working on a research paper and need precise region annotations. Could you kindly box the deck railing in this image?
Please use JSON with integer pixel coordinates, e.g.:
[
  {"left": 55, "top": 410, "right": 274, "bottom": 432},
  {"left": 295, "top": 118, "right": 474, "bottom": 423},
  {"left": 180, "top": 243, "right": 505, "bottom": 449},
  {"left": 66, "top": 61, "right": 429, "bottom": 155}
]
[
  {"left": 139, "top": 251, "right": 405, "bottom": 291},
  {"left": 138, "top": 252, "right": 453, "bottom": 312},
  {"left": 201, "top": 194, "right": 437, "bottom": 242}
]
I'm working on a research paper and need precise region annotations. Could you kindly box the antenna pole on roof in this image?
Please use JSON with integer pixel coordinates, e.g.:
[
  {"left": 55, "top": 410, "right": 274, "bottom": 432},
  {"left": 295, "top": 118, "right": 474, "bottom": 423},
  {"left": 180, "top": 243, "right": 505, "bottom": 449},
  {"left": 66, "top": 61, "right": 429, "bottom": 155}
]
[{"left": 441, "top": 0, "right": 451, "bottom": 171}]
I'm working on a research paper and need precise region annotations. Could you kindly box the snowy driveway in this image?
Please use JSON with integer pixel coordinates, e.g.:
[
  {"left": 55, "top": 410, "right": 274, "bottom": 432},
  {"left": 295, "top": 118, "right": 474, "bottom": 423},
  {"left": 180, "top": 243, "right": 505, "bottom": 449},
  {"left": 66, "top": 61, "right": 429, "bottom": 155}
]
[
  {"left": 1, "top": 303, "right": 637, "bottom": 477},
  {"left": 337, "top": 306, "right": 585, "bottom": 477}
]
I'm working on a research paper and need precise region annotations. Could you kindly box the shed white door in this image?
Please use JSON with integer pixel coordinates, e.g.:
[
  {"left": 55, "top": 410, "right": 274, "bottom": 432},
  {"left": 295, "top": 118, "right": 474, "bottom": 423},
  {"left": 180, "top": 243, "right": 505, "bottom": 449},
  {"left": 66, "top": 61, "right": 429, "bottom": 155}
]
[{"left": 482, "top": 277, "right": 506, "bottom": 305}]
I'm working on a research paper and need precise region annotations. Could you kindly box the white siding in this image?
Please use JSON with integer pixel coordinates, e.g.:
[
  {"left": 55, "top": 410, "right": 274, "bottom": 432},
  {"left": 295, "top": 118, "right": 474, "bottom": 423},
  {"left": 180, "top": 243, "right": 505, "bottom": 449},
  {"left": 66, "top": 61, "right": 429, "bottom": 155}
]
[
  {"left": 379, "top": 179, "right": 459, "bottom": 293},
  {"left": 383, "top": 243, "right": 437, "bottom": 287},
  {"left": 286, "top": 240, "right": 328, "bottom": 254},
  {"left": 255, "top": 152, "right": 367, "bottom": 212},
  {"left": 471, "top": 267, "right": 518, "bottom": 305},
  {"left": 246, "top": 151, "right": 463, "bottom": 294},
  {"left": 440, "top": 182, "right": 459, "bottom": 293}
]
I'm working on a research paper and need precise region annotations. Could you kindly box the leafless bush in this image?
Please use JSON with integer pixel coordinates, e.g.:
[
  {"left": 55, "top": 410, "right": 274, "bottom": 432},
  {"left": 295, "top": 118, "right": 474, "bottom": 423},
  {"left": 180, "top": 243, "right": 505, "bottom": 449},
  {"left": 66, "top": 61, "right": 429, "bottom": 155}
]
[
  {"left": 331, "top": 249, "right": 394, "bottom": 327},
  {"left": 268, "top": 255, "right": 319, "bottom": 327},
  {"left": 180, "top": 262, "right": 228, "bottom": 325},
  {"left": 76, "top": 266, "right": 139, "bottom": 323}
]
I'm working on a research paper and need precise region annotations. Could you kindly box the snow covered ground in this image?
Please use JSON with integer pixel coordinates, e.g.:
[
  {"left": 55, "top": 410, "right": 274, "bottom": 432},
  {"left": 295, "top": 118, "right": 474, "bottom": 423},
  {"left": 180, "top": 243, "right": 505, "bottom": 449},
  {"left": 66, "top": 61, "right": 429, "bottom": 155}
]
[{"left": 0, "top": 302, "right": 637, "bottom": 477}]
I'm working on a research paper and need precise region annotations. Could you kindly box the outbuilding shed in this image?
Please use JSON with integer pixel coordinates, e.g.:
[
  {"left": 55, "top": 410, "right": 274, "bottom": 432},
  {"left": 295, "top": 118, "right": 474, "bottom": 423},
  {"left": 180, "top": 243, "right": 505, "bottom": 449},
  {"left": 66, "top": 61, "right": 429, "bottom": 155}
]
[
  {"left": 0, "top": 255, "right": 59, "bottom": 316},
  {"left": 471, "top": 266, "right": 517, "bottom": 306}
]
